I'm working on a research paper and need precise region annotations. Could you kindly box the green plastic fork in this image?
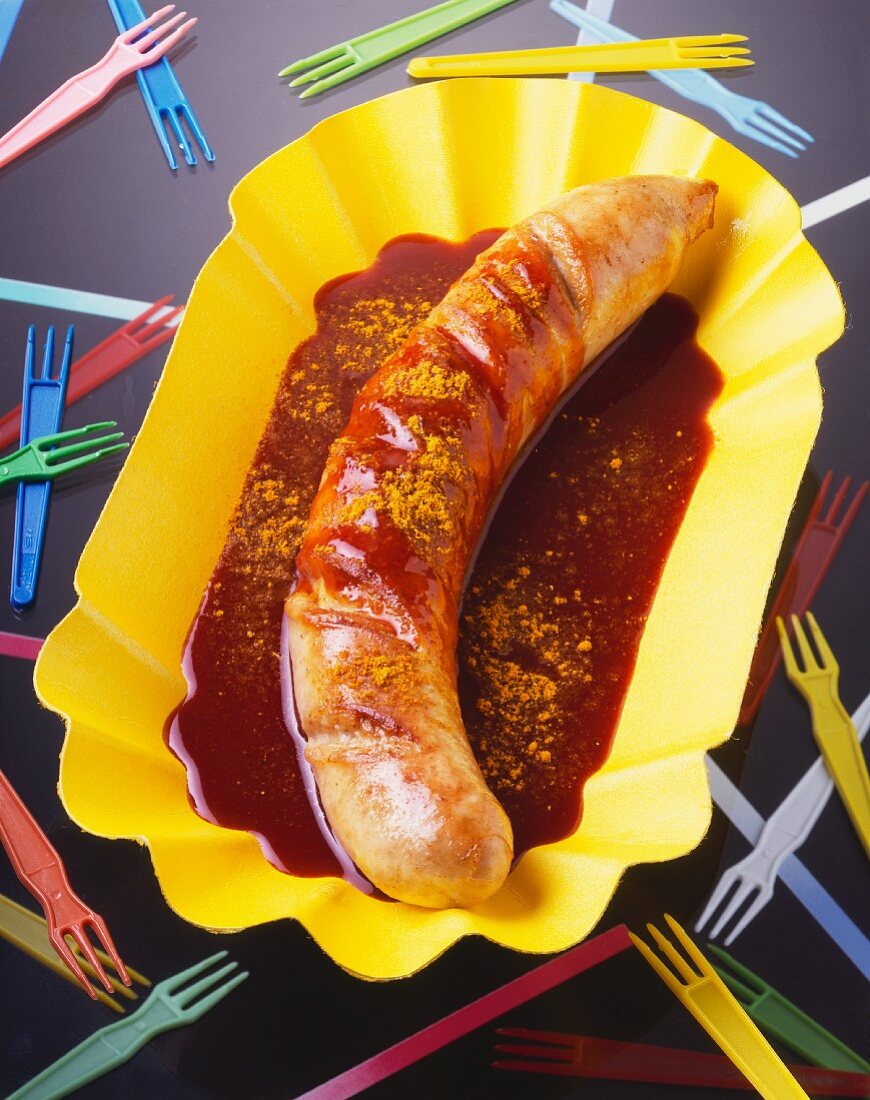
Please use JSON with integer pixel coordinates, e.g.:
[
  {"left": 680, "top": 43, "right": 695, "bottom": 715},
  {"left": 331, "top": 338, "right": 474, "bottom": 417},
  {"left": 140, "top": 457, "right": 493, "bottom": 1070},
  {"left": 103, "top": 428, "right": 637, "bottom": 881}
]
[
  {"left": 279, "top": 0, "right": 520, "bottom": 98},
  {"left": 0, "top": 422, "right": 127, "bottom": 488},
  {"left": 708, "top": 945, "right": 870, "bottom": 1074},
  {"left": 9, "top": 951, "right": 248, "bottom": 1099}
]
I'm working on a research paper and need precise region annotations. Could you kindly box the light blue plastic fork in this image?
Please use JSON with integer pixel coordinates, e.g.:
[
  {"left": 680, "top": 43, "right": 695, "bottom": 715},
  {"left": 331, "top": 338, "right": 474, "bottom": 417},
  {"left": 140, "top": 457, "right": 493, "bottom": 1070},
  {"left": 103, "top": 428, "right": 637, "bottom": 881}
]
[
  {"left": 550, "top": 0, "right": 813, "bottom": 157},
  {"left": 106, "top": 0, "right": 213, "bottom": 169}
]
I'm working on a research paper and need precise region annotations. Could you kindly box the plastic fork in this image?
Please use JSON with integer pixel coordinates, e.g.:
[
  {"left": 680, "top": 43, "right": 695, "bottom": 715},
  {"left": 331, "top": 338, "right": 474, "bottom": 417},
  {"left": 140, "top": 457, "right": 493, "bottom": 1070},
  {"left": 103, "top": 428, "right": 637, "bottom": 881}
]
[
  {"left": 0, "top": 4, "right": 197, "bottom": 170},
  {"left": 0, "top": 298, "right": 182, "bottom": 453},
  {"left": 408, "top": 34, "right": 752, "bottom": 79},
  {"left": 708, "top": 945, "right": 870, "bottom": 1073},
  {"left": 697, "top": 689, "right": 870, "bottom": 945},
  {"left": 550, "top": 1, "right": 813, "bottom": 157},
  {"left": 740, "top": 473, "right": 868, "bottom": 726},
  {"left": 0, "top": 891, "right": 150, "bottom": 1014},
  {"left": 11, "top": 325, "right": 73, "bottom": 611},
  {"left": 492, "top": 1029, "right": 870, "bottom": 1094},
  {"left": 106, "top": 0, "right": 213, "bottom": 169},
  {"left": 630, "top": 915, "right": 809, "bottom": 1099},
  {"left": 0, "top": 423, "right": 127, "bottom": 488},
  {"left": 0, "top": 766, "right": 130, "bottom": 1001},
  {"left": 9, "top": 952, "right": 248, "bottom": 1100},
  {"left": 279, "top": 0, "right": 520, "bottom": 99},
  {"left": 778, "top": 613, "right": 870, "bottom": 858}
]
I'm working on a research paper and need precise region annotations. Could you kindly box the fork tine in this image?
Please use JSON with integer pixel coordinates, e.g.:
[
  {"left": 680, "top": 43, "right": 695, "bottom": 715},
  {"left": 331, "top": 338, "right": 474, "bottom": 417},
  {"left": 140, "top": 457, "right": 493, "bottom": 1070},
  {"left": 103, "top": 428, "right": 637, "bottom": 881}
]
[
  {"left": 57, "top": 326, "right": 74, "bottom": 385},
  {"left": 41, "top": 326, "right": 55, "bottom": 380},
  {"left": 674, "top": 33, "right": 749, "bottom": 45},
  {"left": 50, "top": 930, "right": 97, "bottom": 999},
  {"left": 25, "top": 325, "right": 36, "bottom": 382},
  {"left": 823, "top": 476, "right": 852, "bottom": 524},
  {"left": 790, "top": 614, "right": 818, "bottom": 670},
  {"left": 138, "top": 13, "right": 194, "bottom": 54},
  {"left": 37, "top": 422, "right": 118, "bottom": 448},
  {"left": 299, "top": 67, "right": 360, "bottom": 99},
  {"left": 804, "top": 612, "right": 838, "bottom": 673},
  {"left": 736, "top": 119, "right": 799, "bottom": 158},
  {"left": 747, "top": 111, "right": 806, "bottom": 153},
  {"left": 757, "top": 103, "right": 814, "bottom": 144},
  {"left": 175, "top": 960, "right": 238, "bottom": 1007},
  {"left": 708, "top": 880, "right": 758, "bottom": 940},
  {"left": 70, "top": 928, "right": 113, "bottom": 993},
  {"left": 178, "top": 103, "right": 214, "bottom": 162},
  {"left": 664, "top": 915, "right": 716, "bottom": 976},
  {"left": 706, "top": 944, "right": 766, "bottom": 995},
  {"left": 835, "top": 480, "right": 868, "bottom": 531},
  {"left": 183, "top": 970, "right": 248, "bottom": 1021},
  {"left": 121, "top": 3, "right": 174, "bottom": 42},
  {"left": 628, "top": 930, "right": 683, "bottom": 993},
  {"left": 279, "top": 44, "right": 347, "bottom": 78},
  {"left": 85, "top": 912, "right": 131, "bottom": 987},
  {"left": 129, "top": 295, "right": 174, "bottom": 334},
  {"left": 647, "top": 922, "right": 700, "bottom": 982},
  {"left": 134, "top": 303, "right": 184, "bottom": 344},
  {"left": 46, "top": 432, "right": 125, "bottom": 464},
  {"left": 776, "top": 617, "right": 800, "bottom": 675},
  {"left": 288, "top": 55, "right": 354, "bottom": 88},
  {"left": 162, "top": 950, "right": 229, "bottom": 993},
  {"left": 677, "top": 46, "right": 753, "bottom": 58},
  {"left": 694, "top": 872, "right": 735, "bottom": 934},
  {"left": 163, "top": 108, "right": 197, "bottom": 167},
  {"left": 723, "top": 888, "right": 772, "bottom": 945}
]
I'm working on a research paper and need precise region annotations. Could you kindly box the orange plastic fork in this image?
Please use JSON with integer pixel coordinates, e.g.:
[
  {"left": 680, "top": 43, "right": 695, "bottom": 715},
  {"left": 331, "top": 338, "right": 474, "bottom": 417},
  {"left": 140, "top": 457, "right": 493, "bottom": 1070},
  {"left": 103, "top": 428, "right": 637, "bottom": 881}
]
[
  {"left": 0, "top": 4, "right": 197, "bottom": 171},
  {"left": 0, "top": 767, "right": 130, "bottom": 1000}
]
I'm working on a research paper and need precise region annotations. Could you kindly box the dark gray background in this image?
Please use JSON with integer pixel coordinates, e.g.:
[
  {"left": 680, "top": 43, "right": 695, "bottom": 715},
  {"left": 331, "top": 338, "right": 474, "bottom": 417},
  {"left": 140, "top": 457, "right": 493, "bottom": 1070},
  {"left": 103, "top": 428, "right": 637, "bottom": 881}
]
[{"left": 0, "top": 2, "right": 867, "bottom": 1097}]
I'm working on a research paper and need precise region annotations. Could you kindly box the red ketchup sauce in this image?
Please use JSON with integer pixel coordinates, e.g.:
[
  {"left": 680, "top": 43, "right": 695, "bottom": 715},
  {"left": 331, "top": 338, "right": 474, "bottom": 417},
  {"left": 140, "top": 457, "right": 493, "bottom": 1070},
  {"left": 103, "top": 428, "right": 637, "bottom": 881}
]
[{"left": 168, "top": 231, "right": 723, "bottom": 882}]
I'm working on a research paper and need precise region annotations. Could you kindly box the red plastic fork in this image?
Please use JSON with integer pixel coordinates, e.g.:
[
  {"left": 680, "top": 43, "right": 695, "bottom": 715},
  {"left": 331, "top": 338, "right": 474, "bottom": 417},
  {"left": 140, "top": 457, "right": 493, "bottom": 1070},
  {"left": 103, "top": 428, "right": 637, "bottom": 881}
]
[
  {"left": 739, "top": 472, "right": 868, "bottom": 726},
  {"left": 0, "top": 5, "right": 197, "bottom": 170},
  {"left": 0, "top": 767, "right": 130, "bottom": 1000},
  {"left": 0, "top": 297, "right": 183, "bottom": 454},
  {"left": 493, "top": 1030, "right": 870, "bottom": 1095}
]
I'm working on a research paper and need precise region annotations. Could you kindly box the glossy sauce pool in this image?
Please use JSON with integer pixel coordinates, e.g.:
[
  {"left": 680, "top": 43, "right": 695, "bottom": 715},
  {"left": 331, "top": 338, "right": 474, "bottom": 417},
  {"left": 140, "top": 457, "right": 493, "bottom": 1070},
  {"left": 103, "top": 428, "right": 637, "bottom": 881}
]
[{"left": 168, "top": 231, "right": 723, "bottom": 881}]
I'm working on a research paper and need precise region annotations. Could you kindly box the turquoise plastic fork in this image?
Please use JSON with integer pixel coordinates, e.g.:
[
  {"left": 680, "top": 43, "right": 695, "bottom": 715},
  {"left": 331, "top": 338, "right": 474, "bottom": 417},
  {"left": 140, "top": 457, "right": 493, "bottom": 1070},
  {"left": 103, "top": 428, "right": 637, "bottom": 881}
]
[{"left": 9, "top": 952, "right": 248, "bottom": 1099}]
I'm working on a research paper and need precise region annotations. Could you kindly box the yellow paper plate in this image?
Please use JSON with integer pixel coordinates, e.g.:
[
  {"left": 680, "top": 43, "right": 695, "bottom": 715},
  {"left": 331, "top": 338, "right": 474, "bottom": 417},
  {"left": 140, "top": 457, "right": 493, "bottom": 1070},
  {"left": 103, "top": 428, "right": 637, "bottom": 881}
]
[{"left": 35, "top": 80, "right": 843, "bottom": 979}]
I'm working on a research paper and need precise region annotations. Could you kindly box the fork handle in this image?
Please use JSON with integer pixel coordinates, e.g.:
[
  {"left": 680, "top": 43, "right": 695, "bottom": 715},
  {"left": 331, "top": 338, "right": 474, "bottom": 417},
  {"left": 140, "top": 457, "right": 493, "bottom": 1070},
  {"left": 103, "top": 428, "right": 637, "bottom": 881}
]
[
  {"left": 691, "top": 990, "right": 810, "bottom": 1099},
  {"left": 0, "top": 768, "right": 65, "bottom": 894},
  {"left": 0, "top": 44, "right": 128, "bottom": 170},
  {"left": 808, "top": 705, "right": 870, "bottom": 859},
  {"left": 8, "top": 1018, "right": 151, "bottom": 1100}
]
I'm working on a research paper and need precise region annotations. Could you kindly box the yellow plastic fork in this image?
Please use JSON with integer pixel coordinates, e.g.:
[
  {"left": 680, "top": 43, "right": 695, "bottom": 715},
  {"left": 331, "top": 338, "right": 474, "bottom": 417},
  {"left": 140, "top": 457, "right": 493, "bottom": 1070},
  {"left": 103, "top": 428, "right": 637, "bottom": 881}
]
[
  {"left": 630, "top": 915, "right": 809, "bottom": 1099},
  {"left": 407, "top": 34, "right": 752, "bottom": 78},
  {"left": 777, "top": 613, "right": 870, "bottom": 858}
]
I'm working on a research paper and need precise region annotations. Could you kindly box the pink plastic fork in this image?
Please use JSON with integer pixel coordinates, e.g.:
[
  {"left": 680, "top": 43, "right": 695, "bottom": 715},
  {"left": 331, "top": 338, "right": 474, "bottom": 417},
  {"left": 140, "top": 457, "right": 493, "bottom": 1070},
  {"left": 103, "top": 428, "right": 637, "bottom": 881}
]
[
  {"left": 0, "top": 766, "right": 130, "bottom": 1000},
  {"left": 0, "top": 5, "right": 196, "bottom": 171}
]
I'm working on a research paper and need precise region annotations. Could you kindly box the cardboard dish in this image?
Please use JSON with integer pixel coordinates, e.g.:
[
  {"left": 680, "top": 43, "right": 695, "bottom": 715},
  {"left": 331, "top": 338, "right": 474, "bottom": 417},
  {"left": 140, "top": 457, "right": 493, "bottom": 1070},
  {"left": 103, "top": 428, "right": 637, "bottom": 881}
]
[{"left": 35, "top": 79, "right": 843, "bottom": 978}]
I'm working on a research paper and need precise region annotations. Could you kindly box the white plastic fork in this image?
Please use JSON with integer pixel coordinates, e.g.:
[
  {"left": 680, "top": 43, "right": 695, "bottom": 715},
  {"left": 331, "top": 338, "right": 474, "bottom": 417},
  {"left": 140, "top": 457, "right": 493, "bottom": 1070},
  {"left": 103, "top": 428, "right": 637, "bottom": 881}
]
[
  {"left": 697, "top": 688, "right": 870, "bottom": 944},
  {"left": 0, "top": 4, "right": 197, "bottom": 170}
]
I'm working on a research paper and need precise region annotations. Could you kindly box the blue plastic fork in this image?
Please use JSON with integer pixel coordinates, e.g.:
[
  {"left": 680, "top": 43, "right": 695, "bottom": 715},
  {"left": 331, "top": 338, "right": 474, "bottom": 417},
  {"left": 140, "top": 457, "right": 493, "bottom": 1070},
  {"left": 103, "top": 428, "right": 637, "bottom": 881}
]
[
  {"left": 550, "top": 0, "right": 813, "bottom": 157},
  {"left": 106, "top": 0, "right": 213, "bottom": 169},
  {"left": 11, "top": 325, "right": 73, "bottom": 611}
]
